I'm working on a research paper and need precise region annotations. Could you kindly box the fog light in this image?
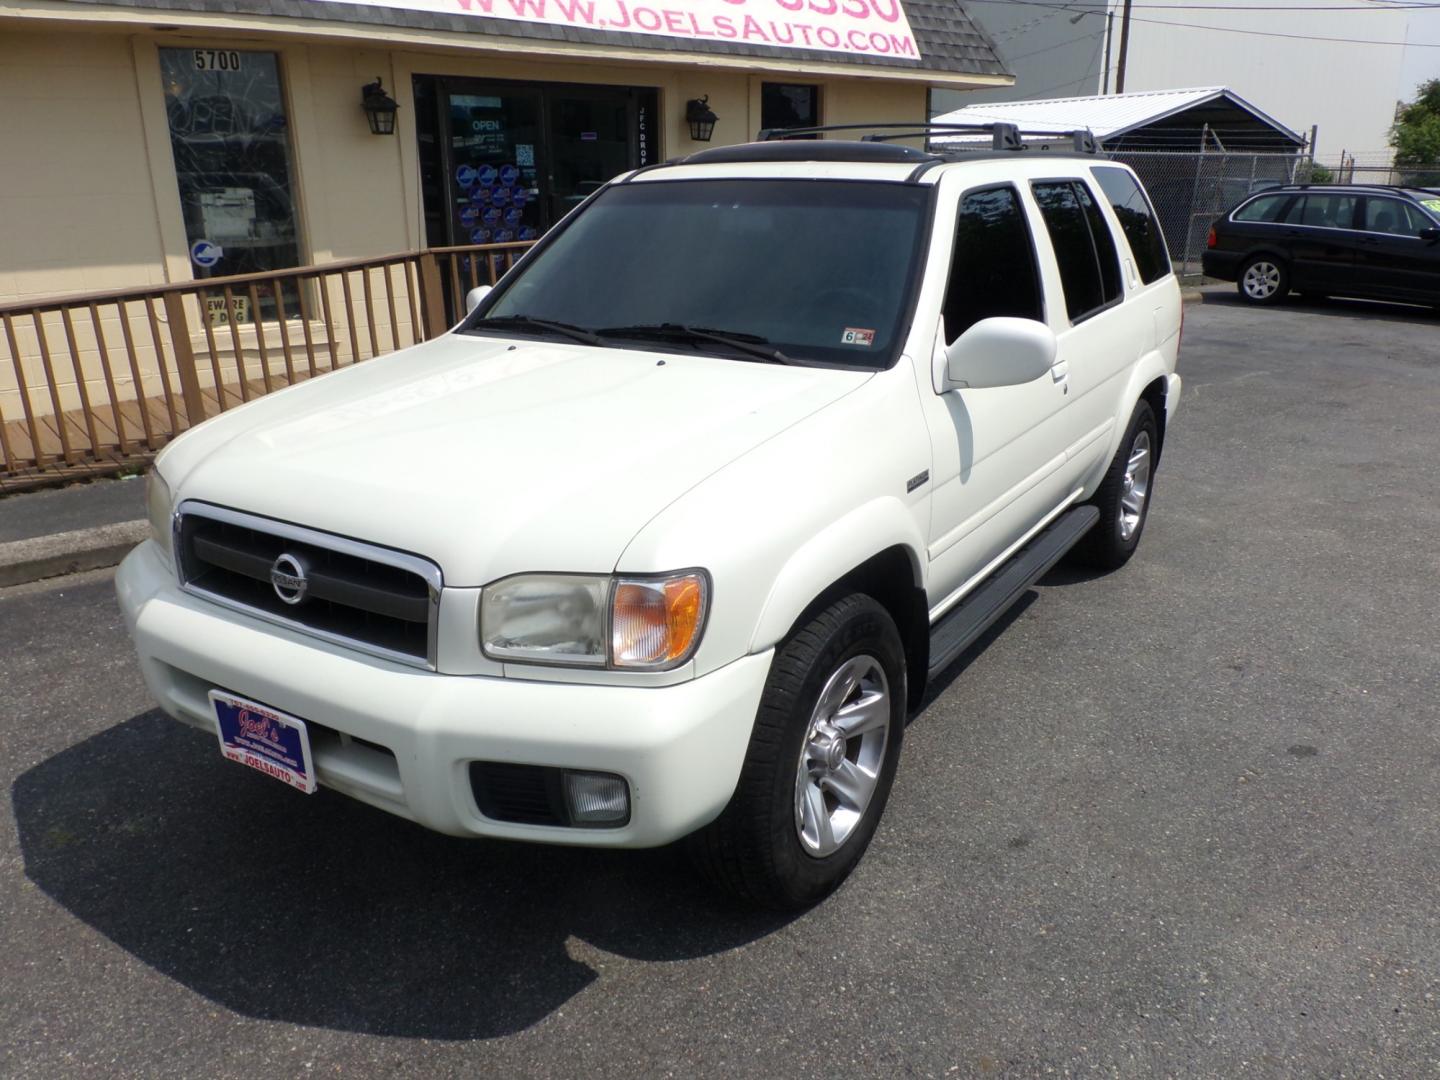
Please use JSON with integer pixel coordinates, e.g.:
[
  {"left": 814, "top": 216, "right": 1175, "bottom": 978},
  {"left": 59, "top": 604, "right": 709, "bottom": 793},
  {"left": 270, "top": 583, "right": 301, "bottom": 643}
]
[{"left": 563, "top": 771, "right": 630, "bottom": 826}]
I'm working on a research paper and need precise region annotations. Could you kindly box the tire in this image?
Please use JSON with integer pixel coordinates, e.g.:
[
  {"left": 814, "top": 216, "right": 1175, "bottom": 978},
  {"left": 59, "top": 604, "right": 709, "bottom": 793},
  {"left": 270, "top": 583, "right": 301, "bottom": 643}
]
[
  {"left": 1075, "top": 400, "right": 1158, "bottom": 571},
  {"left": 686, "top": 594, "right": 906, "bottom": 909},
  {"left": 1237, "top": 255, "right": 1289, "bottom": 305}
]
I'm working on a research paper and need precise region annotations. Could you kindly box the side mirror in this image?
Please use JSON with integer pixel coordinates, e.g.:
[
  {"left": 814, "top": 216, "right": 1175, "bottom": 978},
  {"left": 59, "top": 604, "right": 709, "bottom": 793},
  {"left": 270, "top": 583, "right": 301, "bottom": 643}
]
[
  {"left": 1420, "top": 226, "right": 1440, "bottom": 243},
  {"left": 465, "top": 285, "right": 493, "bottom": 314},
  {"left": 940, "top": 317, "right": 1058, "bottom": 391}
]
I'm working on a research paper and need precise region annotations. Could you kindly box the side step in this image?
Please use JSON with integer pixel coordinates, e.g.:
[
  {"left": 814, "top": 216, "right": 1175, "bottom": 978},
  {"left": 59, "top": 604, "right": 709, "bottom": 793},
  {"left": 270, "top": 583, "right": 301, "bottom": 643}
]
[{"left": 926, "top": 504, "right": 1100, "bottom": 681}]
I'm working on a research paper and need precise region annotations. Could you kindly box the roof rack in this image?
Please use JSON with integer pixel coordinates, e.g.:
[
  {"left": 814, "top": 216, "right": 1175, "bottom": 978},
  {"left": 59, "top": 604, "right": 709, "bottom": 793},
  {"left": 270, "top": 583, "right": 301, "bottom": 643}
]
[{"left": 756, "top": 121, "right": 1099, "bottom": 155}]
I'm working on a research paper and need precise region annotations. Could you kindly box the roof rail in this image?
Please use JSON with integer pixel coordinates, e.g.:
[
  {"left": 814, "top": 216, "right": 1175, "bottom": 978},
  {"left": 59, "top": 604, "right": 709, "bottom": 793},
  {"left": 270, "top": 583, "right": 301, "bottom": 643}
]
[{"left": 756, "top": 122, "right": 1099, "bottom": 154}]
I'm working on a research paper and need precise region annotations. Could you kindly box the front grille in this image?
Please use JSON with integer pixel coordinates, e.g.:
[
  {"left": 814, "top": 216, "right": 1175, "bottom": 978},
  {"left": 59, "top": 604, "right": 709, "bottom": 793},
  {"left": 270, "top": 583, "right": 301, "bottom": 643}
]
[{"left": 175, "top": 502, "right": 441, "bottom": 668}]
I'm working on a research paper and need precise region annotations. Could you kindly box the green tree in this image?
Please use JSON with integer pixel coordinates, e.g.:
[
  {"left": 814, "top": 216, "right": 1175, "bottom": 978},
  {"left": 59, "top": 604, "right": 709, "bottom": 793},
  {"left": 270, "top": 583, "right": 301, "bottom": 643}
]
[{"left": 1390, "top": 79, "right": 1440, "bottom": 167}]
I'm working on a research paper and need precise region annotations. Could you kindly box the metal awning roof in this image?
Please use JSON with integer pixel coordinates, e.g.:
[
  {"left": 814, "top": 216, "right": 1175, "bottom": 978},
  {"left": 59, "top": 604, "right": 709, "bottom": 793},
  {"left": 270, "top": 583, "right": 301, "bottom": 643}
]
[{"left": 932, "top": 87, "right": 1305, "bottom": 146}]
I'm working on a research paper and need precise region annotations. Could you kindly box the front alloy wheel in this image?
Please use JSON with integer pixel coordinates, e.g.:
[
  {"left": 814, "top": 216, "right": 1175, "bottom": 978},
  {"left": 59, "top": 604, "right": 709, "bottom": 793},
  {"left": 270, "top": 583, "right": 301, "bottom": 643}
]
[
  {"left": 687, "top": 594, "right": 906, "bottom": 909},
  {"left": 794, "top": 655, "right": 891, "bottom": 857}
]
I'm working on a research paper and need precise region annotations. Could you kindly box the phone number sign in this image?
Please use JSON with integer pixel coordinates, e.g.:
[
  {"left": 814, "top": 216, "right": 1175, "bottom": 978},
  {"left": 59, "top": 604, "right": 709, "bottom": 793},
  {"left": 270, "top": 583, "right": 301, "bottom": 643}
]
[{"left": 312, "top": 0, "right": 919, "bottom": 58}]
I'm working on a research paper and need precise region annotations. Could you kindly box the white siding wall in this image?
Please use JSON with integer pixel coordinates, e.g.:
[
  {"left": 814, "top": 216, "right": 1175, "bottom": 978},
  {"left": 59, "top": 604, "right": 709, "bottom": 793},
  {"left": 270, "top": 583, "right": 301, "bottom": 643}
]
[
  {"left": 942, "top": 0, "right": 1429, "bottom": 162},
  {"left": 1119, "top": 0, "right": 1411, "bottom": 159}
]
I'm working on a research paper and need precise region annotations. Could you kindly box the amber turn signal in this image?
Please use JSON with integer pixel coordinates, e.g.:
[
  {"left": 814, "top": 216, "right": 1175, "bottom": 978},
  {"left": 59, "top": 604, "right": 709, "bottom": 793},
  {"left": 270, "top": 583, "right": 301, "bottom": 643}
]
[{"left": 611, "top": 572, "right": 708, "bottom": 669}]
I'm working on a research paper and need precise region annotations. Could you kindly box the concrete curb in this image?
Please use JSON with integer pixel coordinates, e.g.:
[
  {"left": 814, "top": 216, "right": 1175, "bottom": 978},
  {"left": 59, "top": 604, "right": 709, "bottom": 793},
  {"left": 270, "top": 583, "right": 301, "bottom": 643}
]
[
  {"left": 0, "top": 520, "right": 147, "bottom": 588},
  {"left": 1181, "top": 288, "right": 1206, "bottom": 304}
]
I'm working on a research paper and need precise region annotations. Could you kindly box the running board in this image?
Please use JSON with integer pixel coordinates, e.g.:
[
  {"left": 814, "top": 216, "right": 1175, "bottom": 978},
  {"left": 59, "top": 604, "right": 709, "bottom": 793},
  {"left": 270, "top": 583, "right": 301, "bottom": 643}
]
[{"left": 926, "top": 505, "right": 1100, "bottom": 681}]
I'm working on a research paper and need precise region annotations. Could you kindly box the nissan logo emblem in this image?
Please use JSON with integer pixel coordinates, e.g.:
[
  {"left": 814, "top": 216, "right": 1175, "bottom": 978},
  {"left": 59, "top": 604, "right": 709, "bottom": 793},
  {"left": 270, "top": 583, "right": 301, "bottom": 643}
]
[{"left": 269, "top": 553, "right": 309, "bottom": 605}]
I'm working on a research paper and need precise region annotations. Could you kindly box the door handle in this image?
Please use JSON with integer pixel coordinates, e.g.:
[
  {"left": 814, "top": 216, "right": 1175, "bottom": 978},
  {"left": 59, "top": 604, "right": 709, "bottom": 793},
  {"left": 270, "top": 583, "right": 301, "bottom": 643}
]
[{"left": 1051, "top": 361, "right": 1069, "bottom": 383}]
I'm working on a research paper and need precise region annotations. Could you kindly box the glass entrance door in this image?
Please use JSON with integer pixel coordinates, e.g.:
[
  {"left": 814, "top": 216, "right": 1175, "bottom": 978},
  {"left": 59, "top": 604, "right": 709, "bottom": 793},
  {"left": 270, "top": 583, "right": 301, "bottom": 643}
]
[
  {"left": 445, "top": 88, "right": 545, "bottom": 246},
  {"left": 421, "top": 77, "right": 659, "bottom": 246},
  {"left": 546, "top": 91, "right": 633, "bottom": 224}
]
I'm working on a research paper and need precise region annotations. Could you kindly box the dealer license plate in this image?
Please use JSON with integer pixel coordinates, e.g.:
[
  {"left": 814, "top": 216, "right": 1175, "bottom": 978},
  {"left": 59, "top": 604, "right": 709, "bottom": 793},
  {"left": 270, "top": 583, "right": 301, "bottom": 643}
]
[{"left": 210, "top": 691, "right": 317, "bottom": 794}]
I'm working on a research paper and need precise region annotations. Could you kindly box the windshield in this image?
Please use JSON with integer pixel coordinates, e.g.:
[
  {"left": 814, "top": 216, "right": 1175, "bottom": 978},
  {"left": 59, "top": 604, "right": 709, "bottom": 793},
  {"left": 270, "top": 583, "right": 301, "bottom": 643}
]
[{"left": 465, "top": 178, "right": 931, "bottom": 368}]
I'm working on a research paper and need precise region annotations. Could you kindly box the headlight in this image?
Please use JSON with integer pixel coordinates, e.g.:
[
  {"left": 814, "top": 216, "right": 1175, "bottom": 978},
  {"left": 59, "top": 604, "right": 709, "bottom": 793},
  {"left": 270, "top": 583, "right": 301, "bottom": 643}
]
[
  {"left": 480, "top": 570, "right": 709, "bottom": 670},
  {"left": 145, "top": 467, "right": 173, "bottom": 559},
  {"left": 481, "top": 574, "right": 609, "bottom": 666}
]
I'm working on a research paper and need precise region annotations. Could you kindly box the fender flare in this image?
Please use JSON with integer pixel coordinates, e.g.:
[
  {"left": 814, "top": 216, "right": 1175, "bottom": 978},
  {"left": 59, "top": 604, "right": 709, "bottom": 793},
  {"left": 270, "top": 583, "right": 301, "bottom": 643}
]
[
  {"left": 1094, "top": 351, "right": 1171, "bottom": 477},
  {"left": 748, "top": 497, "right": 927, "bottom": 653}
]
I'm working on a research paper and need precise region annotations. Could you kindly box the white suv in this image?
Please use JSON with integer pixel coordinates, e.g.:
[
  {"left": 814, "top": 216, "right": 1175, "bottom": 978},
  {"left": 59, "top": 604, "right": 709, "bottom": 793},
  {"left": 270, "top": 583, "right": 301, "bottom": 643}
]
[{"left": 118, "top": 128, "right": 1182, "bottom": 909}]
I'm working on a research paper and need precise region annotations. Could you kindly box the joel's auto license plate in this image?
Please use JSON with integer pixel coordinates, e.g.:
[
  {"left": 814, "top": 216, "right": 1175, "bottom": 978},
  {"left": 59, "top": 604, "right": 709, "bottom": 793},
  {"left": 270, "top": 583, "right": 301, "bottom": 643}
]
[{"left": 210, "top": 691, "right": 317, "bottom": 794}]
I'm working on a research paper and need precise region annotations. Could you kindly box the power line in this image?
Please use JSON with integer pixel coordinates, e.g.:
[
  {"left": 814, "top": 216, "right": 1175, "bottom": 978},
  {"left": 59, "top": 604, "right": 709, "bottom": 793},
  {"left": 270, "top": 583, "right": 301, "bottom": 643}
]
[{"left": 965, "top": 0, "right": 1440, "bottom": 47}]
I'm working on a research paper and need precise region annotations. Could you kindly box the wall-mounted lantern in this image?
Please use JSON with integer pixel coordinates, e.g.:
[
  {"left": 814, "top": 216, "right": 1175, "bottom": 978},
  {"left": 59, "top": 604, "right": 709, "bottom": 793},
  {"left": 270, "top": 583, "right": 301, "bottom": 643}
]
[
  {"left": 685, "top": 96, "right": 718, "bottom": 142},
  {"left": 361, "top": 77, "right": 399, "bottom": 136}
]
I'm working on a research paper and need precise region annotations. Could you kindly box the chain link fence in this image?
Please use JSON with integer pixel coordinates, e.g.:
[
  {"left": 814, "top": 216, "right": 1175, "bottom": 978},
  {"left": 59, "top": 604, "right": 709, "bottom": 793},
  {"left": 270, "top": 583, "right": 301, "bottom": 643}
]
[
  {"left": 1106, "top": 150, "right": 1314, "bottom": 281},
  {"left": 1106, "top": 148, "right": 1440, "bottom": 282}
]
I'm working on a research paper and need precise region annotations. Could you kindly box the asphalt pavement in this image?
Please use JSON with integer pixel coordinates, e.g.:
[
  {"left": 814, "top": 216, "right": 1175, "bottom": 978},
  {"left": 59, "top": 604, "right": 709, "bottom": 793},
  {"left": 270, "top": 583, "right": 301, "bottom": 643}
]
[
  {"left": 0, "top": 475, "right": 146, "bottom": 545},
  {"left": 2, "top": 292, "right": 1439, "bottom": 1078}
]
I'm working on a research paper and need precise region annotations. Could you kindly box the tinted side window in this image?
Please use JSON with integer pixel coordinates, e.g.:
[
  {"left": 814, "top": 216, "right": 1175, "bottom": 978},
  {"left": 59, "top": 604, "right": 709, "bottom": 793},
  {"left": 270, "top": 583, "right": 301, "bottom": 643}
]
[
  {"left": 1233, "top": 194, "right": 1291, "bottom": 222},
  {"left": 1363, "top": 198, "right": 1428, "bottom": 236},
  {"left": 1032, "top": 181, "right": 1114, "bottom": 323},
  {"left": 1075, "top": 181, "right": 1123, "bottom": 303},
  {"left": 1092, "top": 165, "right": 1172, "bottom": 284},
  {"left": 942, "top": 185, "right": 1044, "bottom": 343},
  {"left": 1295, "top": 193, "right": 1356, "bottom": 228}
]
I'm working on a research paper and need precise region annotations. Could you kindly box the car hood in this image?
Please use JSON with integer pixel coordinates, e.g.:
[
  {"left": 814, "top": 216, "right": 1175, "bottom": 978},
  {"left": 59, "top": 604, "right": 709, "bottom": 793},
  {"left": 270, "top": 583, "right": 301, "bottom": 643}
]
[{"left": 162, "top": 333, "right": 870, "bottom": 585}]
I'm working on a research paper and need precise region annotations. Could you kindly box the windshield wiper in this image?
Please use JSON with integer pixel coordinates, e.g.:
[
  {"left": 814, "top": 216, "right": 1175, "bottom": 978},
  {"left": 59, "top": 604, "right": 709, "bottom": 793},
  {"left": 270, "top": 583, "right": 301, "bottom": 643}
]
[
  {"left": 597, "top": 323, "right": 793, "bottom": 365},
  {"left": 469, "top": 314, "right": 603, "bottom": 347}
]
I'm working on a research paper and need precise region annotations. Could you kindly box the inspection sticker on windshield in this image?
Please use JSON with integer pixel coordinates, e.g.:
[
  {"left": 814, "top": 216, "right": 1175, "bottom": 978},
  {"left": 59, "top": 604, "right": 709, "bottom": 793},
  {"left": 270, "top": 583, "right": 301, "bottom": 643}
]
[
  {"left": 841, "top": 327, "right": 875, "bottom": 347},
  {"left": 210, "top": 691, "right": 317, "bottom": 794}
]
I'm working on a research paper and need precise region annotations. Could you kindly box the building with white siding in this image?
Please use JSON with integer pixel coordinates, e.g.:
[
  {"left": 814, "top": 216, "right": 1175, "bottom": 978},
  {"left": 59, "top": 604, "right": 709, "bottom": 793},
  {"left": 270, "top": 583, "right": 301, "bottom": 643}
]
[{"left": 933, "top": 0, "right": 1436, "bottom": 161}]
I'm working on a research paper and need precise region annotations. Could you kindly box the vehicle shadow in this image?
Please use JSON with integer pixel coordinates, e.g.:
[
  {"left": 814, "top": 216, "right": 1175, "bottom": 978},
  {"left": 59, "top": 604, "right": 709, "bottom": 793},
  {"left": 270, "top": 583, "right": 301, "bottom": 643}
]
[
  {"left": 1201, "top": 288, "right": 1439, "bottom": 325},
  {"left": 11, "top": 714, "right": 794, "bottom": 1041}
]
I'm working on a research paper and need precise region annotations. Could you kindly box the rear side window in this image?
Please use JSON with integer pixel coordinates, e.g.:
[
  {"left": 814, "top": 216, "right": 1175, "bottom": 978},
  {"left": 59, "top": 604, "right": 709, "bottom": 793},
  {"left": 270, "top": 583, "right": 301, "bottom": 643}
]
[
  {"left": 1092, "top": 166, "right": 1172, "bottom": 284},
  {"left": 941, "top": 185, "right": 1044, "bottom": 343},
  {"left": 1284, "top": 194, "right": 1357, "bottom": 229},
  {"left": 1031, "top": 180, "right": 1123, "bottom": 323},
  {"left": 1233, "top": 194, "right": 1291, "bottom": 223},
  {"left": 1363, "top": 197, "right": 1431, "bottom": 236}
]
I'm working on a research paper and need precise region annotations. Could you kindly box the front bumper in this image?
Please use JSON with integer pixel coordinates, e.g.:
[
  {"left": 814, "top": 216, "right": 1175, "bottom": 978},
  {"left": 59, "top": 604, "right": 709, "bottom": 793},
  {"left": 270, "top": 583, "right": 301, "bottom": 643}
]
[{"left": 115, "top": 541, "right": 771, "bottom": 847}]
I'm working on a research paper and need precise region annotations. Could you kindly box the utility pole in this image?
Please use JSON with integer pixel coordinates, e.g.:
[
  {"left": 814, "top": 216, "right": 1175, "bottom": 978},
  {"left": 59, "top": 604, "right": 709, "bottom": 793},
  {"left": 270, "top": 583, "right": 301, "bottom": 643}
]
[
  {"left": 1115, "top": 0, "right": 1134, "bottom": 93},
  {"left": 1102, "top": 10, "right": 1114, "bottom": 94}
]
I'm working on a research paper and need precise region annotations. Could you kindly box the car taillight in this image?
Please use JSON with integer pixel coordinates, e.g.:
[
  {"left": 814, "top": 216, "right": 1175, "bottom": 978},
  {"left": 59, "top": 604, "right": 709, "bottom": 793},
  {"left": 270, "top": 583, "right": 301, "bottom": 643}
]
[{"left": 1206, "top": 226, "right": 1217, "bottom": 249}]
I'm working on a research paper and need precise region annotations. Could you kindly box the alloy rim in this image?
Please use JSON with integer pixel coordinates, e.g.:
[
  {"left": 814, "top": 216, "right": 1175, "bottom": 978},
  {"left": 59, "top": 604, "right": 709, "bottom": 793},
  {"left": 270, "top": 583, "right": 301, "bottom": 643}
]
[
  {"left": 1119, "top": 430, "right": 1152, "bottom": 541},
  {"left": 1243, "top": 261, "right": 1281, "bottom": 299},
  {"left": 794, "top": 654, "right": 890, "bottom": 858}
]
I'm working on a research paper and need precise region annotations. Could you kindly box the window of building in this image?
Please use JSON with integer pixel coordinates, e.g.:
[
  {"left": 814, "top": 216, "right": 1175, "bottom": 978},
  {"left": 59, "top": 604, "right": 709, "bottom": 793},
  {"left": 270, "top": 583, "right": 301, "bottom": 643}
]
[
  {"left": 1091, "top": 166, "right": 1172, "bottom": 285},
  {"left": 159, "top": 48, "right": 302, "bottom": 304},
  {"left": 1362, "top": 197, "right": 1431, "bottom": 236},
  {"left": 941, "top": 185, "right": 1044, "bottom": 343},
  {"left": 1233, "top": 194, "right": 1292, "bottom": 223},
  {"left": 761, "top": 84, "right": 820, "bottom": 137},
  {"left": 1031, "top": 180, "right": 1122, "bottom": 323}
]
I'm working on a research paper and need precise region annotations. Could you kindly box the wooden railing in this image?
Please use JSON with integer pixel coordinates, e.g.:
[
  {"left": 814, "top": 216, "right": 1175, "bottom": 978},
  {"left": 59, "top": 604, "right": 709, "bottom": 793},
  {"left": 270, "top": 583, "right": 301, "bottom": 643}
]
[{"left": 0, "top": 242, "right": 533, "bottom": 485}]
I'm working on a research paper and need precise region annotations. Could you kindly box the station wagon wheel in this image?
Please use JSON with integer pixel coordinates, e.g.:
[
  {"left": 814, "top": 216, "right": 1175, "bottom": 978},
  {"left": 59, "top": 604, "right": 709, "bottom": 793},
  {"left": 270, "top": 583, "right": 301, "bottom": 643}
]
[
  {"left": 686, "top": 594, "right": 906, "bottom": 909},
  {"left": 1238, "top": 255, "right": 1289, "bottom": 305},
  {"left": 1075, "top": 399, "right": 1159, "bottom": 571}
]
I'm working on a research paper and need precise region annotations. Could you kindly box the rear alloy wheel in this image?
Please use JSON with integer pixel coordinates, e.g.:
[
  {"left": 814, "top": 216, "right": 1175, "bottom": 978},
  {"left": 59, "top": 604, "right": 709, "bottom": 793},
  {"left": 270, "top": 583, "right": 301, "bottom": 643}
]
[
  {"left": 687, "top": 594, "right": 906, "bottom": 909},
  {"left": 1075, "top": 400, "right": 1159, "bottom": 571},
  {"left": 1238, "top": 256, "right": 1289, "bottom": 305}
]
